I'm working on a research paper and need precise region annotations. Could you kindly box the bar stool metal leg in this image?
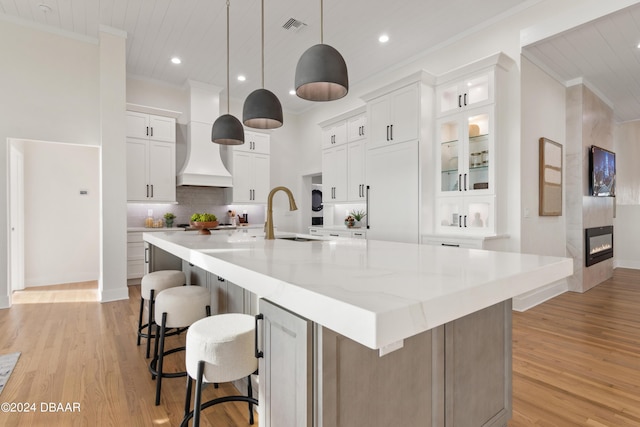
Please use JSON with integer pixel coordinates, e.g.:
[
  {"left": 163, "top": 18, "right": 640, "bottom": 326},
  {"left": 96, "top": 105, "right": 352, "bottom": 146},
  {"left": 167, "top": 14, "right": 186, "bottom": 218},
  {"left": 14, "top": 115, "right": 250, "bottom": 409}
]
[
  {"left": 146, "top": 289, "right": 155, "bottom": 358},
  {"left": 137, "top": 296, "right": 144, "bottom": 346}
]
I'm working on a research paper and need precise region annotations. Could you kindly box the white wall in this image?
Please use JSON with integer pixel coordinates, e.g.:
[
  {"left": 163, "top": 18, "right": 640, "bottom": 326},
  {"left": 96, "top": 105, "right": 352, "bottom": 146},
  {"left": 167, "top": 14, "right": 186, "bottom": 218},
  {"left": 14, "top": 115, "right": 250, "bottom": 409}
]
[
  {"left": 613, "top": 120, "right": 640, "bottom": 269},
  {"left": 0, "top": 20, "right": 101, "bottom": 307},
  {"left": 23, "top": 141, "right": 100, "bottom": 286}
]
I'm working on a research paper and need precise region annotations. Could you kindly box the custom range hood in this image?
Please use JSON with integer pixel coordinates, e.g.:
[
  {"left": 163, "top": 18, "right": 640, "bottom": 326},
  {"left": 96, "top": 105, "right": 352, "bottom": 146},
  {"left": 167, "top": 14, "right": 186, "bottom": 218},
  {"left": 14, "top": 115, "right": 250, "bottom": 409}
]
[{"left": 176, "top": 81, "right": 233, "bottom": 187}]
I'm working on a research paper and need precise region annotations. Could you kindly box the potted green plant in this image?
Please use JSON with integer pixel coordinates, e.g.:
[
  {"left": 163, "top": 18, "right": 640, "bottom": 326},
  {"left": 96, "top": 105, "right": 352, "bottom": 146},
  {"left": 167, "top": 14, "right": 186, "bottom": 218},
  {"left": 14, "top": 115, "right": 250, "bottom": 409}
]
[
  {"left": 349, "top": 209, "right": 367, "bottom": 228},
  {"left": 163, "top": 212, "right": 176, "bottom": 228}
]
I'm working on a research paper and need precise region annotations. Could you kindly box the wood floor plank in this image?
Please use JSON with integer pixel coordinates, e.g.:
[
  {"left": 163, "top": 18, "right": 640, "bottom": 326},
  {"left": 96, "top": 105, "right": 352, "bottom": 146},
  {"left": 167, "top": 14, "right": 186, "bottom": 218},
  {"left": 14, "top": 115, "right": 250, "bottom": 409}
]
[{"left": 1, "top": 268, "right": 638, "bottom": 426}]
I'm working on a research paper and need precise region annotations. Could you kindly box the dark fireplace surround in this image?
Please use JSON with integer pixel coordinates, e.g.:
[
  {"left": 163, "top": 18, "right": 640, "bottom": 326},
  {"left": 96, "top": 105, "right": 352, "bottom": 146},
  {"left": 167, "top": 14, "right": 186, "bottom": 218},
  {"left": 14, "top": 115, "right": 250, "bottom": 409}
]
[{"left": 585, "top": 225, "right": 613, "bottom": 267}]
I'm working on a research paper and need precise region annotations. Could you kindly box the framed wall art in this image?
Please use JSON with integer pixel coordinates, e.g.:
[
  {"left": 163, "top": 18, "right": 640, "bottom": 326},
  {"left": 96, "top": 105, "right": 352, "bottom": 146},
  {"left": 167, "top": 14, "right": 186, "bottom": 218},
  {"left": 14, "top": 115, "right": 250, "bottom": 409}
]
[{"left": 539, "top": 137, "right": 563, "bottom": 216}]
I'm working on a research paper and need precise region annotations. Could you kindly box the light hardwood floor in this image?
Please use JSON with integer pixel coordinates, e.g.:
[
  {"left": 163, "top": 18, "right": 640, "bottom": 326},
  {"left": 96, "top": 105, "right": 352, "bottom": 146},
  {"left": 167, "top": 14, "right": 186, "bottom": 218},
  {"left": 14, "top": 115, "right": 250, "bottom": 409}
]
[{"left": 0, "top": 269, "right": 638, "bottom": 426}]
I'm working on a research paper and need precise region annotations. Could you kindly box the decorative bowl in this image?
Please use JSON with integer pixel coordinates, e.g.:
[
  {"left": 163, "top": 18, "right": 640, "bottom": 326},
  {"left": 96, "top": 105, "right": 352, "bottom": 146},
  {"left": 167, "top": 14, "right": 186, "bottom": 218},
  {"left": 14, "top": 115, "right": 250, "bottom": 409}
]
[{"left": 190, "top": 221, "right": 219, "bottom": 235}]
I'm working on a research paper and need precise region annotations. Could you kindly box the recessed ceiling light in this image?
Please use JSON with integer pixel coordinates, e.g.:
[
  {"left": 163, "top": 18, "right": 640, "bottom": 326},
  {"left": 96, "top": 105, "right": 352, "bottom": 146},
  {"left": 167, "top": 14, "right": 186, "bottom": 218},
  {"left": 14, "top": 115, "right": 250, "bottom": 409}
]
[
  {"left": 379, "top": 34, "right": 389, "bottom": 43},
  {"left": 289, "top": 89, "right": 296, "bottom": 95},
  {"left": 237, "top": 75, "right": 246, "bottom": 82},
  {"left": 170, "top": 57, "right": 181, "bottom": 64},
  {"left": 637, "top": 42, "right": 640, "bottom": 49}
]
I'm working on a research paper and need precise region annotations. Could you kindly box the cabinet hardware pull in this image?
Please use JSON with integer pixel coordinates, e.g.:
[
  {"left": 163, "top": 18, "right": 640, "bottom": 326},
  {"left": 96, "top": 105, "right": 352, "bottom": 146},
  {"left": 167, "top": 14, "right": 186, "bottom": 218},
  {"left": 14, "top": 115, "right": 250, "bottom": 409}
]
[
  {"left": 390, "top": 124, "right": 393, "bottom": 140},
  {"left": 150, "top": 127, "right": 153, "bottom": 137},
  {"left": 150, "top": 185, "right": 154, "bottom": 198},
  {"left": 442, "top": 243, "right": 460, "bottom": 247},
  {"left": 255, "top": 314, "right": 264, "bottom": 358},
  {"left": 144, "top": 247, "right": 149, "bottom": 263},
  {"left": 146, "top": 126, "right": 149, "bottom": 136},
  {"left": 459, "top": 215, "right": 462, "bottom": 228},
  {"left": 458, "top": 175, "right": 462, "bottom": 192},
  {"left": 464, "top": 215, "right": 468, "bottom": 228},
  {"left": 362, "top": 125, "right": 365, "bottom": 136},
  {"left": 217, "top": 276, "right": 225, "bottom": 282},
  {"left": 386, "top": 125, "right": 390, "bottom": 141},
  {"left": 146, "top": 185, "right": 149, "bottom": 197},
  {"left": 464, "top": 93, "right": 467, "bottom": 106},
  {"left": 366, "top": 185, "right": 370, "bottom": 229},
  {"left": 458, "top": 95, "right": 462, "bottom": 108},
  {"left": 329, "top": 234, "right": 339, "bottom": 237},
  {"left": 464, "top": 173, "right": 467, "bottom": 191}
]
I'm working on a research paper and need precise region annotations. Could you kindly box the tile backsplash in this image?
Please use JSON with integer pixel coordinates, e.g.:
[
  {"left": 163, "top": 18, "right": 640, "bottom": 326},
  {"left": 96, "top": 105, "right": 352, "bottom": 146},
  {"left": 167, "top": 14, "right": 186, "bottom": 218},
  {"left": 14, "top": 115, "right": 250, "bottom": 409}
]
[{"left": 127, "top": 186, "right": 265, "bottom": 227}]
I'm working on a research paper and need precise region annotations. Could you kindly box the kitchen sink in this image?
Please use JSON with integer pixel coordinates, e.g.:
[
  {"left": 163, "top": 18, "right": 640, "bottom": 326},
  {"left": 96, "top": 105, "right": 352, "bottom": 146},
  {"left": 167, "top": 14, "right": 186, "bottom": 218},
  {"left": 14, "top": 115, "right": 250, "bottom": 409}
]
[{"left": 277, "top": 236, "right": 317, "bottom": 242}]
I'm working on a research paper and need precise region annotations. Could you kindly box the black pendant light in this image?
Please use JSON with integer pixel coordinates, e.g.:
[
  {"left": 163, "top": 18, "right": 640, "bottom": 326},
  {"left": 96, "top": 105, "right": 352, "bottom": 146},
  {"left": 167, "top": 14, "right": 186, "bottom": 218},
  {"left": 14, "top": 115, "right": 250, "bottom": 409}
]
[
  {"left": 212, "top": 0, "right": 244, "bottom": 145},
  {"left": 294, "top": 0, "right": 348, "bottom": 102},
  {"left": 243, "top": 0, "right": 283, "bottom": 129}
]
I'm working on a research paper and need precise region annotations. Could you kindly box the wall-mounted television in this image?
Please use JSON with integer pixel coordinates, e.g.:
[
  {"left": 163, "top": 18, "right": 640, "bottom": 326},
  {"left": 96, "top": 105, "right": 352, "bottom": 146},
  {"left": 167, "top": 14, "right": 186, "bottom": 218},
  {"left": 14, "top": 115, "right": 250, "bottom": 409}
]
[{"left": 589, "top": 145, "right": 616, "bottom": 197}]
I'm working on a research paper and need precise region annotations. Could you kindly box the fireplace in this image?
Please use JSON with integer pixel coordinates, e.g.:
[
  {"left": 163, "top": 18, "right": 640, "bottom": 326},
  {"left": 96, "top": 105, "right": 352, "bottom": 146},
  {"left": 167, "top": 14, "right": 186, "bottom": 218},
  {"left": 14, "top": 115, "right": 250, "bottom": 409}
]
[{"left": 585, "top": 225, "right": 613, "bottom": 267}]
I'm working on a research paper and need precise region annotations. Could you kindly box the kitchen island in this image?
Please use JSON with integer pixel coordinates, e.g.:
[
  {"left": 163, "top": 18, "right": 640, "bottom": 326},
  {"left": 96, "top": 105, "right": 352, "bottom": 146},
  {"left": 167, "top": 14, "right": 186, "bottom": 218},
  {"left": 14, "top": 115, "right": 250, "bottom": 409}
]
[{"left": 144, "top": 231, "right": 572, "bottom": 427}]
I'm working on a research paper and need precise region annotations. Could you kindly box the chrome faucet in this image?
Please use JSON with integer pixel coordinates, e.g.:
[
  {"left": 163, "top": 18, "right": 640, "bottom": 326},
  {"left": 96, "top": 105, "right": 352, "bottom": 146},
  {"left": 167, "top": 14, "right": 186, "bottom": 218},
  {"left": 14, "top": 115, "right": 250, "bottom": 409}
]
[{"left": 265, "top": 186, "right": 298, "bottom": 239}]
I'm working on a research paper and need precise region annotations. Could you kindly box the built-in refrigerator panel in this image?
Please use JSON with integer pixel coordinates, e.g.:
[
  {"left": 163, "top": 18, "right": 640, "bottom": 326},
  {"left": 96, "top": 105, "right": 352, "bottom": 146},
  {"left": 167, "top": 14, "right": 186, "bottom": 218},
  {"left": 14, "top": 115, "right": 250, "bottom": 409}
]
[{"left": 366, "top": 141, "right": 419, "bottom": 243}]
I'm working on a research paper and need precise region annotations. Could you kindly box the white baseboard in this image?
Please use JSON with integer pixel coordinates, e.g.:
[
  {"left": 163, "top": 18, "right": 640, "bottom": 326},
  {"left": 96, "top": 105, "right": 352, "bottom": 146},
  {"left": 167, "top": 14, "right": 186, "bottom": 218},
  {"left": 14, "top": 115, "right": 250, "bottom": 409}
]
[
  {"left": 0, "top": 294, "right": 10, "bottom": 309},
  {"left": 512, "top": 278, "right": 568, "bottom": 312},
  {"left": 100, "top": 286, "right": 129, "bottom": 303},
  {"left": 614, "top": 259, "right": 640, "bottom": 270},
  {"left": 26, "top": 272, "right": 99, "bottom": 288}
]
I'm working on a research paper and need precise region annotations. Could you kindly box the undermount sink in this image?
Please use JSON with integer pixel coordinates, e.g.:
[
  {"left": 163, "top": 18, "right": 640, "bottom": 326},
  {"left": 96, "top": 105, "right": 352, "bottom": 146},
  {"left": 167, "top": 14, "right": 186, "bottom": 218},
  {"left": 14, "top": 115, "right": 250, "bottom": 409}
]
[{"left": 277, "top": 236, "right": 317, "bottom": 242}]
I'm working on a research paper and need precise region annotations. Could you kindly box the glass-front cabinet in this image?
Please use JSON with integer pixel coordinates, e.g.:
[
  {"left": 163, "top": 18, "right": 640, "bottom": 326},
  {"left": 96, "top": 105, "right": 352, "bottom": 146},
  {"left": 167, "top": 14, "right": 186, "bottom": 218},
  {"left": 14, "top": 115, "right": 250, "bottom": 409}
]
[
  {"left": 436, "top": 196, "right": 495, "bottom": 235},
  {"left": 437, "top": 107, "right": 493, "bottom": 195},
  {"left": 436, "top": 71, "right": 492, "bottom": 117}
]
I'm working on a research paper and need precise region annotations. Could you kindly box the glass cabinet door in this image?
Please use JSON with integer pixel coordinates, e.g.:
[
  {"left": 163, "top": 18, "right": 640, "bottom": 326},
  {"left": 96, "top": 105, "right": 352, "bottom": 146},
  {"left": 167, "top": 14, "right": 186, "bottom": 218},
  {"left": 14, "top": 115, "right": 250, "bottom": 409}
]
[
  {"left": 436, "top": 197, "right": 494, "bottom": 234},
  {"left": 466, "top": 112, "right": 490, "bottom": 193},
  {"left": 439, "top": 119, "right": 461, "bottom": 193}
]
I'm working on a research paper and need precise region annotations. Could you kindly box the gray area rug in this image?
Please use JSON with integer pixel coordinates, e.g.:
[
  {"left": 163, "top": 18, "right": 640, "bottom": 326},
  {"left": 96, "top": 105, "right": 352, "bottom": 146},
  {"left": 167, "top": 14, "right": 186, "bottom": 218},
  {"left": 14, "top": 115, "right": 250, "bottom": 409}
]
[{"left": 0, "top": 352, "right": 20, "bottom": 396}]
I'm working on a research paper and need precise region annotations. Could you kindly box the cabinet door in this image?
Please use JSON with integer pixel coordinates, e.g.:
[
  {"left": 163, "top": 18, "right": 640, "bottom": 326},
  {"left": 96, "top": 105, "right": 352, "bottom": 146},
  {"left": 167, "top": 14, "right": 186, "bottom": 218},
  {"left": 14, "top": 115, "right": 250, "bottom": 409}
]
[
  {"left": 209, "top": 275, "right": 228, "bottom": 314},
  {"left": 258, "top": 299, "right": 312, "bottom": 427},
  {"left": 148, "top": 141, "right": 176, "bottom": 202},
  {"left": 366, "top": 141, "right": 419, "bottom": 243},
  {"left": 239, "top": 131, "right": 270, "bottom": 154},
  {"left": 231, "top": 151, "right": 253, "bottom": 203},
  {"left": 126, "top": 111, "right": 150, "bottom": 139},
  {"left": 437, "top": 70, "right": 493, "bottom": 116},
  {"left": 437, "top": 117, "right": 463, "bottom": 194},
  {"left": 149, "top": 115, "right": 176, "bottom": 142},
  {"left": 389, "top": 83, "right": 419, "bottom": 144},
  {"left": 322, "top": 145, "right": 348, "bottom": 202},
  {"left": 126, "top": 138, "right": 149, "bottom": 201},
  {"left": 367, "top": 95, "right": 392, "bottom": 149},
  {"left": 347, "top": 140, "right": 366, "bottom": 201},
  {"left": 436, "top": 196, "right": 495, "bottom": 235},
  {"left": 322, "top": 121, "right": 348, "bottom": 149},
  {"left": 252, "top": 153, "right": 270, "bottom": 203},
  {"left": 466, "top": 109, "right": 492, "bottom": 194},
  {"left": 347, "top": 114, "right": 366, "bottom": 142}
]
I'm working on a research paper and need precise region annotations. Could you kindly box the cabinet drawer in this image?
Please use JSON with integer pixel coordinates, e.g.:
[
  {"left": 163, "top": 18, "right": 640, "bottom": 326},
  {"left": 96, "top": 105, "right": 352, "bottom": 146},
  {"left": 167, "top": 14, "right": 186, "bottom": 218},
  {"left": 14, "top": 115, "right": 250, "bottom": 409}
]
[
  {"left": 127, "top": 259, "right": 145, "bottom": 279},
  {"left": 127, "top": 242, "right": 145, "bottom": 260}
]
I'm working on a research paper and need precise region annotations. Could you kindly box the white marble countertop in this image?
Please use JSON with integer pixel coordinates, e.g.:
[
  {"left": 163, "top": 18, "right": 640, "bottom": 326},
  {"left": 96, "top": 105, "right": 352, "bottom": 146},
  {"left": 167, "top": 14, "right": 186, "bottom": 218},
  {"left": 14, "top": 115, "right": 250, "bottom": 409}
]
[{"left": 143, "top": 231, "right": 572, "bottom": 350}]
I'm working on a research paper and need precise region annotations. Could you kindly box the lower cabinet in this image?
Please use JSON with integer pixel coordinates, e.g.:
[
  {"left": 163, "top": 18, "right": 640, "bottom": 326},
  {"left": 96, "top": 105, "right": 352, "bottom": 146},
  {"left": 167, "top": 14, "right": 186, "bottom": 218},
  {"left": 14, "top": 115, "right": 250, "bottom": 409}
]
[
  {"left": 257, "top": 299, "right": 312, "bottom": 427},
  {"left": 257, "top": 299, "right": 511, "bottom": 427}
]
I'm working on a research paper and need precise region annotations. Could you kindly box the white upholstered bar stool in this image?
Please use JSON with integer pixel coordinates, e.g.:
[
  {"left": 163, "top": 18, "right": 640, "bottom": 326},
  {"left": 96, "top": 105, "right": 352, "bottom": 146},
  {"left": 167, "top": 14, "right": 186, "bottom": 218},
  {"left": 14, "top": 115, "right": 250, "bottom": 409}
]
[
  {"left": 150, "top": 285, "right": 211, "bottom": 406},
  {"left": 180, "top": 313, "right": 258, "bottom": 427},
  {"left": 137, "top": 270, "right": 186, "bottom": 358}
]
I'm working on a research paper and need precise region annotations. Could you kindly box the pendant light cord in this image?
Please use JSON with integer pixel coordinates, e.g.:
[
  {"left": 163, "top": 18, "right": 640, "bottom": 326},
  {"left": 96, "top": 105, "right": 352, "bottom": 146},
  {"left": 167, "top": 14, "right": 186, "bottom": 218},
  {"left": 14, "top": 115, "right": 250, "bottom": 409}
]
[
  {"left": 226, "top": 0, "right": 231, "bottom": 114},
  {"left": 320, "top": 0, "right": 323, "bottom": 44},
  {"left": 261, "top": 0, "right": 265, "bottom": 88}
]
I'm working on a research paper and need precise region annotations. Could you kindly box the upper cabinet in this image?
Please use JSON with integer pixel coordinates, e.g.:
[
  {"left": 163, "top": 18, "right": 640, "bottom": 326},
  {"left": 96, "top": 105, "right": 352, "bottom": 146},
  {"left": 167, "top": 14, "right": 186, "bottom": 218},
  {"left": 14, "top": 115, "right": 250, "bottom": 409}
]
[
  {"left": 436, "top": 71, "right": 492, "bottom": 117},
  {"left": 126, "top": 111, "right": 176, "bottom": 142},
  {"left": 433, "top": 53, "right": 516, "bottom": 236},
  {"left": 320, "top": 108, "right": 367, "bottom": 203},
  {"left": 367, "top": 83, "right": 420, "bottom": 150},
  {"left": 224, "top": 130, "right": 271, "bottom": 204},
  {"left": 322, "top": 121, "right": 347, "bottom": 149},
  {"left": 126, "top": 109, "right": 177, "bottom": 203}
]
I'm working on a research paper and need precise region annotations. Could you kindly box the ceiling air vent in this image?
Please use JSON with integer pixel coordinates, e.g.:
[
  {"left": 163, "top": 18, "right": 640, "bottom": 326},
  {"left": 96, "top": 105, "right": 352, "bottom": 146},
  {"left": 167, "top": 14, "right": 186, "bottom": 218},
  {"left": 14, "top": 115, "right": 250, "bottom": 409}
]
[{"left": 282, "top": 18, "right": 307, "bottom": 32}]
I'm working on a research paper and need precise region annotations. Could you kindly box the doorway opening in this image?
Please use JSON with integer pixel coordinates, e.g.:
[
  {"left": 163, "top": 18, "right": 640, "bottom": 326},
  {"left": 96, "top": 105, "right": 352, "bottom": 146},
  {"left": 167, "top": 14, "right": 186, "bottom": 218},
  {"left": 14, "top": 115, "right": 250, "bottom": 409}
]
[{"left": 7, "top": 139, "right": 100, "bottom": 304}]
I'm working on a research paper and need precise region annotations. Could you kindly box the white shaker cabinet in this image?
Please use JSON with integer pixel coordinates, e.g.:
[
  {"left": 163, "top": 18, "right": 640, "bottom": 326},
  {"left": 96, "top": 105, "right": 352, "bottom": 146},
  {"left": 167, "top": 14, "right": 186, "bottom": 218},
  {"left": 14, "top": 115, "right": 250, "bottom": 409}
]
[
  {"left": 257, "top": 299, "right": 312, "bottom": 427},
  {"left": 320, "top": 108, "right": 367, "bottom": 203},
  {"left": 436, "top": 70, "right": 492, "bottom": 117},
  {"left": 126, "top": 111, "right": 176, "bottom": 142},
  {"left": 126, "top": 110, "right": 177, "bottom": 203},
  {"left": 224, "top": 131, "right": 270, "bottom": 204},
  {"left": 367, "top": 83, "right": 420, "bottom": 149},
  {"left": 322, "top": 144, "right": 348, "bottom": 202}
]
